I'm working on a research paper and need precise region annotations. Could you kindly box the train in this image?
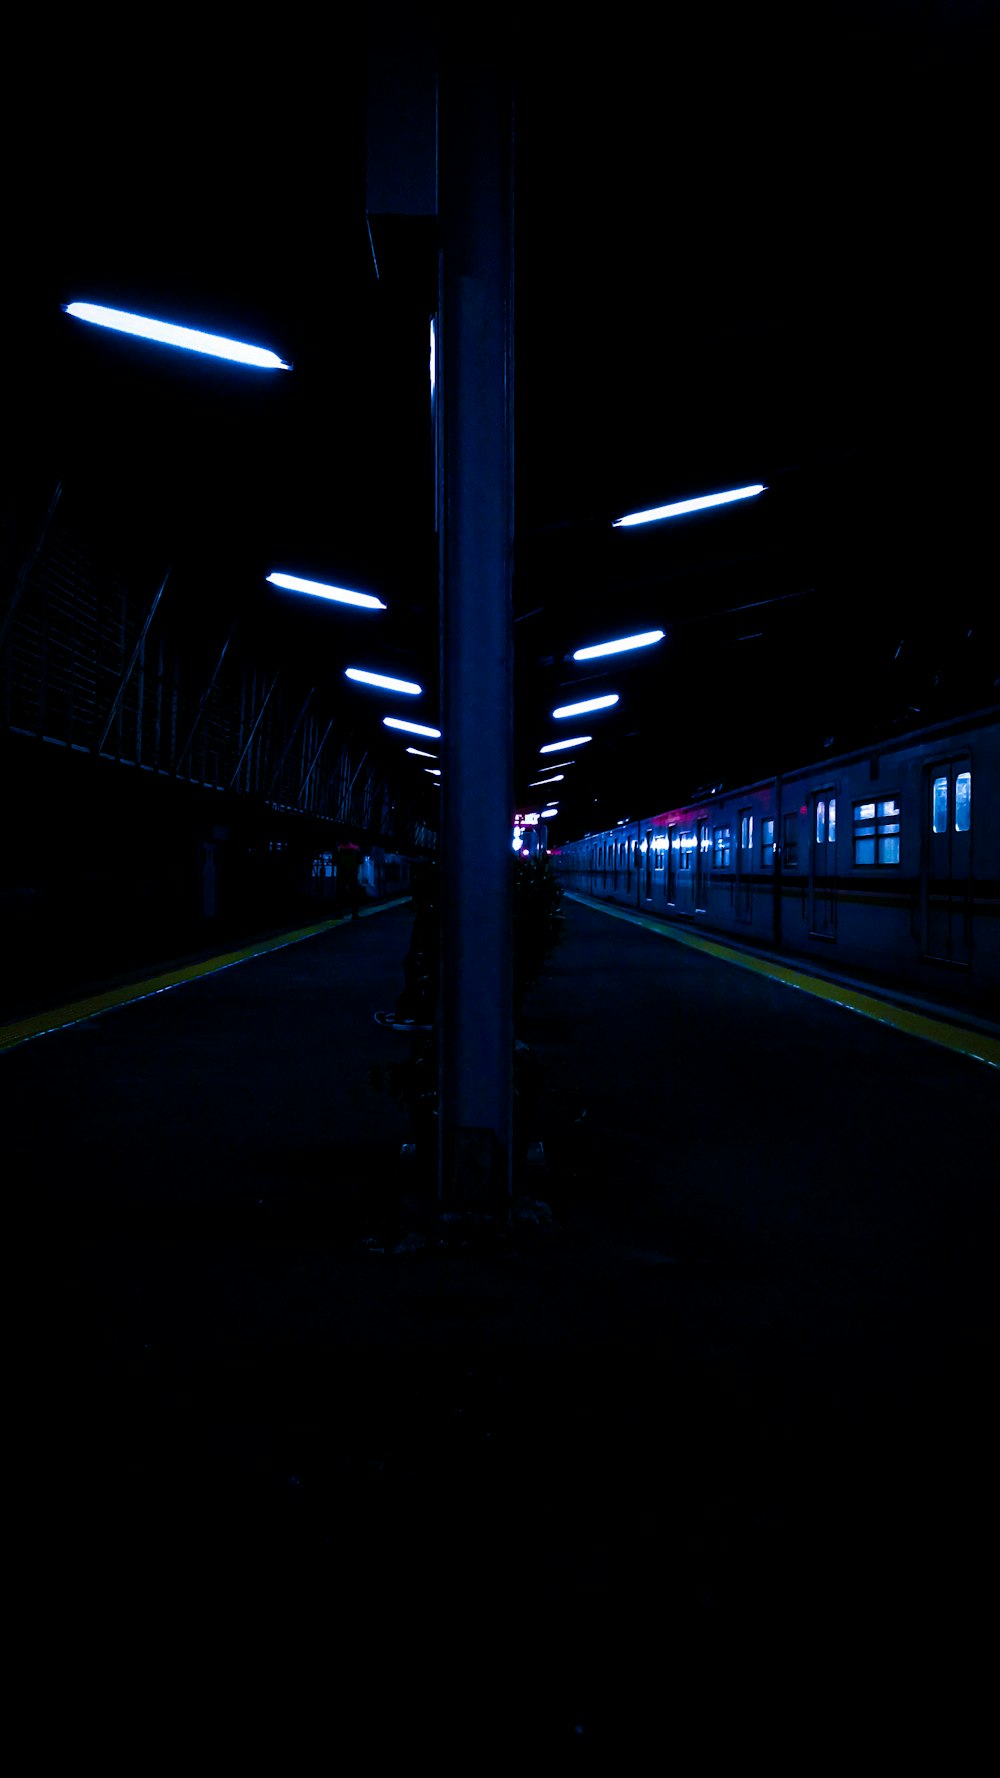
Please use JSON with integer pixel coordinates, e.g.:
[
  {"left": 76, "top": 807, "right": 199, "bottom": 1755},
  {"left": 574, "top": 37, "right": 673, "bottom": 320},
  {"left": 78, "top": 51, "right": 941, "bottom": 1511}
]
[
  {"left": 552, "top": 704, "right": 1000, "bottom": 1016},
  {"left": 307, "top": 846, "right": 417, "bottom": 905}
]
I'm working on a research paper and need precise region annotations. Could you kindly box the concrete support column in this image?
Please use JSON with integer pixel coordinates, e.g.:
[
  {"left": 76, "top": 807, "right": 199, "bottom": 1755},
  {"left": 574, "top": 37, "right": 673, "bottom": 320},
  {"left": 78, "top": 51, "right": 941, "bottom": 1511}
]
[{"left": 437, "top": 45, "right": 515, "bottom": 1208}]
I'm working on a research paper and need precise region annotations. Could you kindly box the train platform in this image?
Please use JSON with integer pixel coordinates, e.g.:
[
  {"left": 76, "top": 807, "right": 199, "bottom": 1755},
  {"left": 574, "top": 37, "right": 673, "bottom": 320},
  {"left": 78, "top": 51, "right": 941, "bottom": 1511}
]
[{"left": 6, "top": 892, "right": 998, "bottom": 1760}]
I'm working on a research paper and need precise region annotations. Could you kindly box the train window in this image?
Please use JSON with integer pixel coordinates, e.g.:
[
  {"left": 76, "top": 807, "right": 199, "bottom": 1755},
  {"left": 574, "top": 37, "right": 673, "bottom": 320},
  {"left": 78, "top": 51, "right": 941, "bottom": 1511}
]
[
  {"left": 740, "top": 813, "right": 754, "bottom": 851},
  {"left": 654, "top": 838, "right": 665, "bottom": 870},
  {"left": 853, "top": 798, "right": 901, "bottom": 865},
  {"left": 713, "top": 827, "right": 732, "bottom": 868},
  {"left": 679, "top": 830, "right": 694, "bottom": 869},
  {"left": 955, "top": 771, "right": 971, "bottom": 832},
  {"left": 816, "top": 794, "right": 836, "bottom": 846},
  {"left": 762, "top": 818, "right": 775, "bottom": 866},
  {"left": 783, "top": 813, "right": 799, "bottom": 869},
  {"left": 935, "top": 769, "right": 973, "bottom": 834}
]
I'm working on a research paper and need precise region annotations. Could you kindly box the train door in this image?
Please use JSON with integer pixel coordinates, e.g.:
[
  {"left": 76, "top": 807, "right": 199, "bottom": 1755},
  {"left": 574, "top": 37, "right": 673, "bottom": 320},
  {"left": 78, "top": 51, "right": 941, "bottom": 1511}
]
[
  {"left": 653, "top": 830, "right": 667, "bottom": 896},
  {"left": 695, "top": 819, "right": 710, "bottom": 911},
  {"left": 674, "top": 829, "right": 695, "bottom": 909},
  {"left": 666, "top": 825, "right": 678, "bottom": 903},
  {"left": 736, "top": 808, "right": 753, "bottom": 922},
  {"left": 644, "top": 828, "right": 654, "bottom": 902},
  {"left": 810, "top": 788, "right": 837, "bottom": 938},
  {"left": 923, "top": 756, "right": 972, "bottom": 967}
]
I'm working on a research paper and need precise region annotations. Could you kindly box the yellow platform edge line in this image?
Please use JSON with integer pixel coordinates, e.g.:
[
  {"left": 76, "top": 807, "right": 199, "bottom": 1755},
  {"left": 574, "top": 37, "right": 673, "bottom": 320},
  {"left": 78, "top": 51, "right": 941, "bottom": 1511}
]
[
  {"left": 0, "top": 896, "right": 412, "bottom": 1054},
  {"left": 566, "top": 893, "right": 1000, "bottom": 1071}
]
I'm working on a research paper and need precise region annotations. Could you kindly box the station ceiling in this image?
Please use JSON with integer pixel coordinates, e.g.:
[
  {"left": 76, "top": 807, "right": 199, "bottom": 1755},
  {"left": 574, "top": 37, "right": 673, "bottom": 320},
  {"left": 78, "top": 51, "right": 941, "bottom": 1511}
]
[{"left": 5, "top": 8, "right": 995, "bottom": 846}]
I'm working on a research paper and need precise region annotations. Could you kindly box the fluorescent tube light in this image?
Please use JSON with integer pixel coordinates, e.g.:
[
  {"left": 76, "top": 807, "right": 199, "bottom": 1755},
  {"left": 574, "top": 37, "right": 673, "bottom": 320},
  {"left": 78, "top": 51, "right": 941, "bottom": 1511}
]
[
  {"left": 267, "top": 572, "right": 386, "bottom": 610},
  {"left": 552, "top": 695, "right": 619, "bottom": 719},
  {"left": 345, "top": 668, "right": 422, "bottom": 695},
  {"left": 65, "top": 302, "right": 290, "bottom": 369},
  {"left": 612, "top": 484, "right": 765, "bottom": 527},
  {"left": 572, "top": 629, "right": 664, "bottom": 660},
  {"left": 383, "top": 717, "right": 442, "bottom": 738}
]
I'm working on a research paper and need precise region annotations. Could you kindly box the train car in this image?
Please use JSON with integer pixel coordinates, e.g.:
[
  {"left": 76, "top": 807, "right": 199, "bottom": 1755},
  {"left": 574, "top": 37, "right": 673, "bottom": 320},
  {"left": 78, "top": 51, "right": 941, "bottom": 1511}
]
[
  {"left": 357, "top": 848, "right": 415, "bottom": 900},
  {"left": 553, "top": 705, "right": 999, "bottom": 1015},
  {"left": 309, "top": 847, "right": 417, "bottom": 905}
]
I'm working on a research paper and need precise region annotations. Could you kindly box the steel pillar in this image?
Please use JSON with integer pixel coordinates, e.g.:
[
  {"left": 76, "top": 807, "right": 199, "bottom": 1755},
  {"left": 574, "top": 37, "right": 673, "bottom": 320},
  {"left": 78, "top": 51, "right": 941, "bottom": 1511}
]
[{"left": 437, "top": 43, "right": 515, "bottom": 1209}]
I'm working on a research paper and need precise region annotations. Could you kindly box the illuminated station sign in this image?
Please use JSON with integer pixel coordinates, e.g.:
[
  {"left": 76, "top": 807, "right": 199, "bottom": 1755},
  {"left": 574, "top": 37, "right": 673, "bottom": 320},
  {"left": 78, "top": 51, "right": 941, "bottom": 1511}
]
[{"left": 512, "top": 810, "right": 544, "bottom": 854}]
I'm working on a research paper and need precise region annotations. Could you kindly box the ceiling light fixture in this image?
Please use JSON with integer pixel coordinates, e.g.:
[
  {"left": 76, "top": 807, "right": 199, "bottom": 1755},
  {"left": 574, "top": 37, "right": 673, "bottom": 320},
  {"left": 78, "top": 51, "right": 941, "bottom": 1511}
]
[
  {"left": 552, "top": 694, "right": 619, "bottom": 719},
  {"left": 612, "top": 484, "right": 765, "bottom": 527},
  {"left": 345, "top": 668, "right": 422, "bottom": 695},
  {"left": 572, "top": 629, "right": 664, "bottom": 660},
  {"left": 267, "top": 572, "right": 386, "bottom": 610},
  {"left": 65, "top": 301, "right": 290, "bottom": 369},
  {"left": 383, "top": 717, "right": 442, "bottom": 738}
]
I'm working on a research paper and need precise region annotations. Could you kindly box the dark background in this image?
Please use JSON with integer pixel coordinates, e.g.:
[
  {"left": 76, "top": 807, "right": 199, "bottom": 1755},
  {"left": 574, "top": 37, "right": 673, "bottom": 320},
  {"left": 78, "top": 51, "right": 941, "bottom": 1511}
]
[{"left": 5, "top": 5, "right": 996, "bottom": 841}]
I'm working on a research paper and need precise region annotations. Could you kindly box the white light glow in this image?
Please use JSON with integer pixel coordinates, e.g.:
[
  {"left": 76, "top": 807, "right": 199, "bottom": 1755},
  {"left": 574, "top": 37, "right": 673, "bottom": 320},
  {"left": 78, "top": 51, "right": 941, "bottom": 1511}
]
[
  {"left": 529, "top": 775, "right": 564, "bottom": 786},
  {"left": 552, "top": 695, "right": 619, "bottom": 719},
  {"left": 572, "top": 629, "right": 664, "bottom": 660},
  {"left": 540, "top": 736, "right": 591, "bottom": 752},
  {"left": 540, "top": 808, "right": 558, "bottom": 820},
  {"left": 406, "top": 747, "right": 438, "bottom": 759},
  {"left": 267, "top": 572, "right": 386, "bottom": 610},
  {"left": 424, "top": 768, "right": 441, "bottom": 775},
  {"left": 345, "top": 667, "right": 422, "bottom": 695},
  {"left": 613, "top": 484, "right": 765, "bottom": 527},
  {"left": 65, "top": 302, "right": 290, "bottom": 369},
  {"left": 383, "top": 717, "right": 442, "bottom": 738}
]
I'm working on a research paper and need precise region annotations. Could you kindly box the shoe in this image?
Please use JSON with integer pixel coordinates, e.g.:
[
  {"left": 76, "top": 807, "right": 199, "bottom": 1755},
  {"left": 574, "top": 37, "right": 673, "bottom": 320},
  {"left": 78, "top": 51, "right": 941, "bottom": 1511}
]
[{"left": 374, "top": 1010, "right": 434, "bottom": 1032}]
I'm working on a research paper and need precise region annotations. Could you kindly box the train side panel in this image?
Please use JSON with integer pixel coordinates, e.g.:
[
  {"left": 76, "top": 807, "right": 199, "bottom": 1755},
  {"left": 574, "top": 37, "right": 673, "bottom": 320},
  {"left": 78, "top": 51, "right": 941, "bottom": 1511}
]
[{"left": 554, "top": 709, "right": 999, "bottom": 1012}]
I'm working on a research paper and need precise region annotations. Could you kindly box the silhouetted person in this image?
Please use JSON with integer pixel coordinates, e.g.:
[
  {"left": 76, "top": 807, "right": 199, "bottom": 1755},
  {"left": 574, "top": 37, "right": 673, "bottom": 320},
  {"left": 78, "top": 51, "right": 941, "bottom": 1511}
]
[{"left": 374, "top": 860, "right": 438, "bottom": 1029}]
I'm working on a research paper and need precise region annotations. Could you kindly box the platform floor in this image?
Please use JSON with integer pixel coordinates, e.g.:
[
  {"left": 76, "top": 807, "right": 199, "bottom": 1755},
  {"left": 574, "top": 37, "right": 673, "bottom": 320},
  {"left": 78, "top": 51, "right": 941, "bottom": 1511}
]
[{"left": 6, "top": 896, "right": 997, "bottom": 1758}]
